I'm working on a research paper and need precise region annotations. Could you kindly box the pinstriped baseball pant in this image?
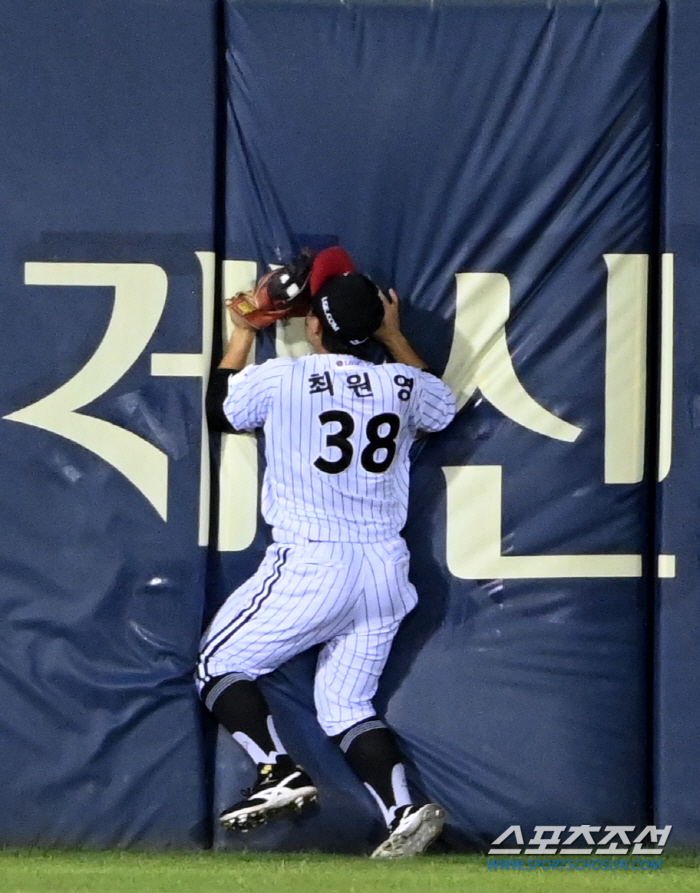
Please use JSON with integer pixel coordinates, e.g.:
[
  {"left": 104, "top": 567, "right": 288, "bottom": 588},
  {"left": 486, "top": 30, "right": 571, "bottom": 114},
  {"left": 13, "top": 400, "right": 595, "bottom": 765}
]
[{"left": 196, "top": 537, "right": 418, "bottom": 736}]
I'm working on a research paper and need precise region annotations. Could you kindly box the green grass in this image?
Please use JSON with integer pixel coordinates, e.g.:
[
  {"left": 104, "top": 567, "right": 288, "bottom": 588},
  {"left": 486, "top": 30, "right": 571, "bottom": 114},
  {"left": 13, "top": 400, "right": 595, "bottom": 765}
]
[{"left": 2, "top": 850, "right": 700, "bottom": 893}]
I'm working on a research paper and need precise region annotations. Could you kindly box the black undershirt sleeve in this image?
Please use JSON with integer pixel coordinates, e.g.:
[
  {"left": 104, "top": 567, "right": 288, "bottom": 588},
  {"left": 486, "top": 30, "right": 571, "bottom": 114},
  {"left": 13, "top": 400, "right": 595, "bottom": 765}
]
[{"left": 205, "top": 368, "right": 239, "bottom": 434}]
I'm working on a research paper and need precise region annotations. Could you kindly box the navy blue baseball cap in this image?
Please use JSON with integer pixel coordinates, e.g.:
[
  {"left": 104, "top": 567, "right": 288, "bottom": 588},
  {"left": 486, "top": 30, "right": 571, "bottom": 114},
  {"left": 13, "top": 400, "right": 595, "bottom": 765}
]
[{"left": 310, "top": 249, "right": 384, "bottom": 345}]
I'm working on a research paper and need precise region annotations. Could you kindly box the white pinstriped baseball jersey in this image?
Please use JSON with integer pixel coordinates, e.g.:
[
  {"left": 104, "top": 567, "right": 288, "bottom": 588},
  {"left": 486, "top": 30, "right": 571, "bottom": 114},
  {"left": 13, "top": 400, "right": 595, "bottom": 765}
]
[
  {"left": 223, "top": 353, "right": 456, "bottom": 542},
  {"left": 199, "top": 351, "right": 456, "bottom": 733}
]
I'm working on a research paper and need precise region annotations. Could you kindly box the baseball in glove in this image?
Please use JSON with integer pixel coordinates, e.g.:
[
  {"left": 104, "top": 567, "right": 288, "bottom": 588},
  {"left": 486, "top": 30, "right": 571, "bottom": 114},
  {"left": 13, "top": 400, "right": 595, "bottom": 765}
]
[{"left": 228, "top": 252, "right": 314, "bottom": 329}]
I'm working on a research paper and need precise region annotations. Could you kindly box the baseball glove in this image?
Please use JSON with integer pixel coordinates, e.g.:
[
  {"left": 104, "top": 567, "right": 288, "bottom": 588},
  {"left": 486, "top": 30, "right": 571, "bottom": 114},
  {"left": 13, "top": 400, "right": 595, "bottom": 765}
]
[{"left": 228, "top": 252, "right": 314, "bottom": 329}]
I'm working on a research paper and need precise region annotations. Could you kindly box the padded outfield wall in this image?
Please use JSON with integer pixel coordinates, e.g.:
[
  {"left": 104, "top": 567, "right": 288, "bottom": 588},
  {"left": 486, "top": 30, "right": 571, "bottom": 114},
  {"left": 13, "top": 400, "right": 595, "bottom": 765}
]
[
  {"left": 656, "top": 0, "right": 700, "bottom": 848},
  {"left": 0, "top": 0, "right": 695, "bottom": 852}
]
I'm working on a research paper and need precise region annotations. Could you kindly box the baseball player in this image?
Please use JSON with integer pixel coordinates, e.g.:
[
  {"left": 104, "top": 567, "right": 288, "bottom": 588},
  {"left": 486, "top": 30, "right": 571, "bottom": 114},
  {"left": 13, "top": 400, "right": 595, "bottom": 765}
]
[{"left": 198, "top": 249, "right": 456, "bottom": 858}]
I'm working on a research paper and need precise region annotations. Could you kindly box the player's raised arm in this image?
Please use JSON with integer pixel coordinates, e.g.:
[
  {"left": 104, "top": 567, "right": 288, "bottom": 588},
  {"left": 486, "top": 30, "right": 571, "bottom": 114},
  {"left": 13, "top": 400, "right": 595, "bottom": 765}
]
[
  {"left": 373, "top": 289, "right": 431, "bottom": 371},
  {"left": 374, "top": 289, "right": 456, "bottom": 434},
  {"left": 205, "top": 301, "right": 257, "bottom": 432},
  {"left": 219, "top": 298, "right": 257, "bottom": 371}
]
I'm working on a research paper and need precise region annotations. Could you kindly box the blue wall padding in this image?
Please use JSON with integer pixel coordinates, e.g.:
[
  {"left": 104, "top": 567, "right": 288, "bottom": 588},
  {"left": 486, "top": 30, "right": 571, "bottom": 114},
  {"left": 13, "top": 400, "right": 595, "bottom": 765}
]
[
  {"left": 0, "top": 0, "right": 217, "bottom": 847},
  {"left": 3, "top": 0, "right": 692, "bottom": 854},
  {"left": 655, "top": 0, "right": 700, "bottom": 847},
  {"left": 213, "top": 0, "right": 659, "bottom": 852}
]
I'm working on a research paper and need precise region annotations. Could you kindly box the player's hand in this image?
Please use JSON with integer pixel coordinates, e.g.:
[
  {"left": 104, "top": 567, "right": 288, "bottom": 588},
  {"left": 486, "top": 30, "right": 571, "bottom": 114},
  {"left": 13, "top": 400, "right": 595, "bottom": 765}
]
[
  {"left": 226, "top": 293, "right": 258, "bottom": 331},
  {"left": 219, "top": 301, "right": 257, "bottom": 370},
  {"left": 374, "top": 288, "right": 401, "bottom": 344},
  {"left": 373, "top": 288, "right": 429, "bottom": 369}
]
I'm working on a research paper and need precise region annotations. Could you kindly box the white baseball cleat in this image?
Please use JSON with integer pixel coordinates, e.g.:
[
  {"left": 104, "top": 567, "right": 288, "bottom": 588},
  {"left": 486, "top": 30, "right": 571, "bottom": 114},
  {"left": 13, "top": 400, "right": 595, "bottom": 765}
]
[
  {"left": 219, "top": 763, "right": 318, "bottom": 831},
  {"left": 371, "top": 803, "right": 445, "bottom": 858}
]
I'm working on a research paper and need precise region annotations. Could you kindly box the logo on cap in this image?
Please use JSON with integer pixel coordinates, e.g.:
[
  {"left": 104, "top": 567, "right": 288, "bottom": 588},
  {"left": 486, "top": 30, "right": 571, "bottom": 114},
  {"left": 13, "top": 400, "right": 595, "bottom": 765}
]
[{"left": 321, "top": 296, "right": 341, "bottom": 333}]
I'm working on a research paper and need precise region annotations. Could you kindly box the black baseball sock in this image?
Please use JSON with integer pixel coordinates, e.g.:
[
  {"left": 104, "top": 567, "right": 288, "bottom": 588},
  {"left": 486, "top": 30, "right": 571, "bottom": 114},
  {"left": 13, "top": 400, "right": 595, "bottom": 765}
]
[
  {"left": 333, "top": 716, "right": 412, "bottom": 826},
  {"left": 200, "top": 674, "right": 293, "bottom": 772}
]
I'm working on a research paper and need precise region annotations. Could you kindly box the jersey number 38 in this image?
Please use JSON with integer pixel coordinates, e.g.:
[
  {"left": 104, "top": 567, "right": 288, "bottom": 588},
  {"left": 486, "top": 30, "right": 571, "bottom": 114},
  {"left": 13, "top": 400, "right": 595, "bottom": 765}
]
[{"left": 314, "top": 410, "right": 401, "bottom": 475}]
